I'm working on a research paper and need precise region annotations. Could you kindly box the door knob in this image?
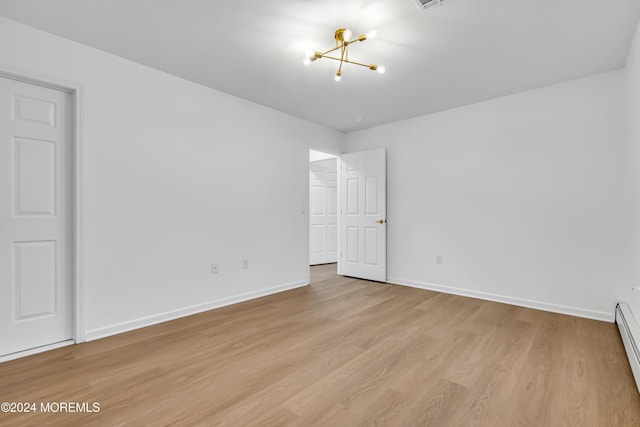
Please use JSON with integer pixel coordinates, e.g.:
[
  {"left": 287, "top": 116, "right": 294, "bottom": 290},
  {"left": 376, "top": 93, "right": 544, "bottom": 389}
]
[{"left": 376, "top": 219, "right": 386, "bottom": 224}]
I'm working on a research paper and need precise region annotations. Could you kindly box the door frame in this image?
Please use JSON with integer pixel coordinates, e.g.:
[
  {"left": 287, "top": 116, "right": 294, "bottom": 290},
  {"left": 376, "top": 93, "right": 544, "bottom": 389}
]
[
  {"left": 0, "top": 65, "right": 86, "bottom": 360},
  {"left": 308, "top": 149, "right": 387, "bottom": 280},
  {"left": 309, "top": 157, "right": 339, "bottom": 266},
  {"left": 337, "top": 154, "right": 343, "bottom": 276},
  {"left": 308, "top": 149, "right": 344, "bottom": 276}
]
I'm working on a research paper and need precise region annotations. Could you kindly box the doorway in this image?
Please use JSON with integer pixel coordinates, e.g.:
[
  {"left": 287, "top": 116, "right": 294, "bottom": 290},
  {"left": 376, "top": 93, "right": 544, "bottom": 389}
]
[
  {"left": 309, "top": 150, "right": 338, "bottom": 269},
  {"left": 0, "top": 72, "right": 83, "bottom": 361},
  {"left": 308, "top": 148, "right": 388, "bottom": 282}
]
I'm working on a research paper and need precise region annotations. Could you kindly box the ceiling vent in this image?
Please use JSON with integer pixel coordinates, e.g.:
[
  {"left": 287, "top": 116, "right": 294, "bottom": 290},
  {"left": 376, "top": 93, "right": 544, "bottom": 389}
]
[{"left": 413, "top": 0, "right": 444, "bottom": 12}]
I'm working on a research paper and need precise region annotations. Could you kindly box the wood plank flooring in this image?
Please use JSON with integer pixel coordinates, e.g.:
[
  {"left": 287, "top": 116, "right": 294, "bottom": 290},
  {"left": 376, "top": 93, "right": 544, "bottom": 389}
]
[{"left": 1, "top": 263, "right": 639, "bottom": 426}]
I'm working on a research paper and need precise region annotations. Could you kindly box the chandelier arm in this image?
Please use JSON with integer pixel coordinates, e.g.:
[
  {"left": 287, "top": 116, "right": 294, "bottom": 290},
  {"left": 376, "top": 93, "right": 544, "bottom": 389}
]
[
  {"left": 344, "top": 38, "right": 365, "bottom": 47},
  {"left": 320, "top": 37, "right": 364, "bottom": 57},
  {"left": 344, "top": 59, "right": 371, "bottom": 68},
  {"left": 315, "top": 55, "right": 372, "bottom": 69},
  {"left": 337, "top": 45, "right": 346, "bottom": 75},
  {"left": 321, "top": 45, "right": 343, "bottom": 56},
  {"left": 342, "top": 58, "right": 370, "bottom": 68}
]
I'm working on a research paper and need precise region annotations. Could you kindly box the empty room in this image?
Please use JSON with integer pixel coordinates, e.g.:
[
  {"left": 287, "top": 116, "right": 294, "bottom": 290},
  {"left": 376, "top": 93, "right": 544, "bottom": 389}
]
[{"left": 2, "top": 0, "right": 640, "bottom": 425}]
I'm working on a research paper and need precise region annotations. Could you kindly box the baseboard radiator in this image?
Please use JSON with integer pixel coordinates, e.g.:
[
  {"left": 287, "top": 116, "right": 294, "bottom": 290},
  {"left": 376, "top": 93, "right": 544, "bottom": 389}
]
[{"left": 616, "top": 302, "right": 640, "bottom": 393}]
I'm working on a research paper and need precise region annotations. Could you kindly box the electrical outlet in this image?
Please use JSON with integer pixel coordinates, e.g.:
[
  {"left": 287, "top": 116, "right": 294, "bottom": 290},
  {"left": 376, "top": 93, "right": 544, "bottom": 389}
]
[
  {"left": 436, "top": 255, "right": 443, "bottom": 265},
  {"left": 242, "top": 259, "right": 249, "bottom": 269},
  {"left": 211, "top": 264, "right": 218, "bottom": 274}
]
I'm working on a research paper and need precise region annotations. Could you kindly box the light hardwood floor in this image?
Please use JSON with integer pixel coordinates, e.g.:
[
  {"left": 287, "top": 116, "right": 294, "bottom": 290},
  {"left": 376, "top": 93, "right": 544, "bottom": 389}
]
[{"left": 1, "top": 264, "right": 639, "bottom": 426}]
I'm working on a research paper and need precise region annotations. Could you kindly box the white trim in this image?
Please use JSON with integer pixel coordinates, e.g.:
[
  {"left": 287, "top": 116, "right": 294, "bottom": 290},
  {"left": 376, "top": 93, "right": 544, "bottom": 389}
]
[
  {"left": 85, "top": 280, "right": 309, "bottom": 342},
  {"left": 387, "top": 276, "right": 614, "bottom": 322},
  {"left": 336, "top": 154, "right": 343, "bottom": 276},
  {"left": 72, "top": 86, "right": 86, "bottom": 343},
  {"left": 616, "top": 302, "right": 640, "bottom": 394},
  {"left": 0, "top": 64, "right": 86, "bottom": 345},
  {"left": 0, "top": 340, "right": 75, "bottom": 364}
]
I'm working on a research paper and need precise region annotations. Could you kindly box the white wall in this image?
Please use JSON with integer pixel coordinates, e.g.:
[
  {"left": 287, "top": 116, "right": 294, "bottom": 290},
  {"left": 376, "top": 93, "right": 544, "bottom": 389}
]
[
  {"left": 0, "top": 17, "right": 345, "bottom": 339},
  {"left": 625, "top": 18, "right": 640, "bottom": 320},
  {"left": 346, "top": 70, "right": 631, "bottom": 321}
]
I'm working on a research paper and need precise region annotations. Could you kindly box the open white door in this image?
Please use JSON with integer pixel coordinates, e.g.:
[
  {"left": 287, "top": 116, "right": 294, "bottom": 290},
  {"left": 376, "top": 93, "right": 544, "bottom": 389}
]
[{"left": 340, "top": 148, "right": 386, "bottom": 282}]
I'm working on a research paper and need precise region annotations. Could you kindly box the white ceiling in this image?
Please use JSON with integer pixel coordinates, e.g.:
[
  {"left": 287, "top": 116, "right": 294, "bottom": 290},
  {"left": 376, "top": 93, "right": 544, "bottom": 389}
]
[{"left": 0, "top": 0, "right": 639, "bottom": 132}]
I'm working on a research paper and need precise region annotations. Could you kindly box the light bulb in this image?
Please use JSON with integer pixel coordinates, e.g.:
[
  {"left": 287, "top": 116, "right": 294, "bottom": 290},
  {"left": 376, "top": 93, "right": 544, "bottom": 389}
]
[
  {"left": 334, "top": 73, "right": 342, "bottom": 82},
  {"left": 343, "top": 29, "right": 352, "bottom": 41},
  {"left": 376, "top": 65, "right": 386, "bottom": 74},
  {"left": 366, "top": 30, "right": 377, "bottom": 40},
  {"left": 304, "top": 50, "right": 314, "bottom": 59},
  {"left": 303, "top": 57, "right": 311, "bottom": 66}
]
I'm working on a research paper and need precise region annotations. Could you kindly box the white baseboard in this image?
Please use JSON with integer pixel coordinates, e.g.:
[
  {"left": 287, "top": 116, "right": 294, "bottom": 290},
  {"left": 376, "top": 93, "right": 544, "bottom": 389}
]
[
  {"left": 387, "top": 276, "right": 614, "bottom": 322},
  {"left": 616, "top": 302, "right": 640, "bottom": 394},
  {"left": 85, "top": 280, "right": 309, "bottom": 342},
  {"left": 0, "top": 340, "right": 75, "bottom": 364}
]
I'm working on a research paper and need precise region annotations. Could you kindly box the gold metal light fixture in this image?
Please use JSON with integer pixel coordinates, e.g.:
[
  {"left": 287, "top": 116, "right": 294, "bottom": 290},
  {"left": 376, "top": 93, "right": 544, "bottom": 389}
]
[{"left": 304, "top": 28, "right": 385, "bottom": 82}]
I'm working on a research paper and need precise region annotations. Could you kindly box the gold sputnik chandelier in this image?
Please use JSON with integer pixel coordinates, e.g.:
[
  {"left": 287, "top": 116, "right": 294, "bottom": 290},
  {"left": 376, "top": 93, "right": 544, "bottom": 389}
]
[{"left": 304, "top": 28, "right": 386, "bottom": 82}]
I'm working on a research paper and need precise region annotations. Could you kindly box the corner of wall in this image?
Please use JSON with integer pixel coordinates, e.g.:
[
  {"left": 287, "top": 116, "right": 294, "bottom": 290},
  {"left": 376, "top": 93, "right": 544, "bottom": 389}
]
[
  {"left": 625, "top": 17, "right": 640, "bottom": 70},
  {"left": 623, "top": 15, "right": 640, "bottom": 320}
]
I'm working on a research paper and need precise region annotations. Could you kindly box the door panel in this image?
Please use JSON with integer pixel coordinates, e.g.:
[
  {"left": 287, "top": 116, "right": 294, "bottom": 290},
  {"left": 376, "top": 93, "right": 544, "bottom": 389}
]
[
  {"left": 365, "top": 177, "right": 378, "bottom": 215},
  {"left": 364, "top": 227, "right": 378, "bottom": 265},
  {"left": 13, "top": 241, "right": 57, "bottom": 320},
  {"left": 347, "top": 179, "right": 359, "bottom": 214},
  {"left": 340, "top": 148, "right": 386, "bottom": 282},
  {"left": 14, "top": 136, "right": 57, "bottom": 216},
  {"left": 311, "top": 185, "right": 324, "bottom": 215},
  {"left": 0, "top": 76, "right": 73, "bottom": 356},
  {"left": 312, "top": 225, "right": 324, "bottom": 254},
  {"left": 346, "top": 226, "right": 359, "bottom": 263},
  {"left": 327, "top": 223, "right": 337, "bottom": 253}
]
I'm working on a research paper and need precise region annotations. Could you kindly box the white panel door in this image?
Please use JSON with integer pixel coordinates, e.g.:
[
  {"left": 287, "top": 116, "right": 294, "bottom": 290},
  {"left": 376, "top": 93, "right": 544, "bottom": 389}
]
[
  {"left": 310, "top": 158, "right": 338, "bottom": 265},
  {"left": 340, "top": 148, "right": 386, "bottom": 282},
  {"left": 0, "top": 76, "right": 73, "bottom": 356}
]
